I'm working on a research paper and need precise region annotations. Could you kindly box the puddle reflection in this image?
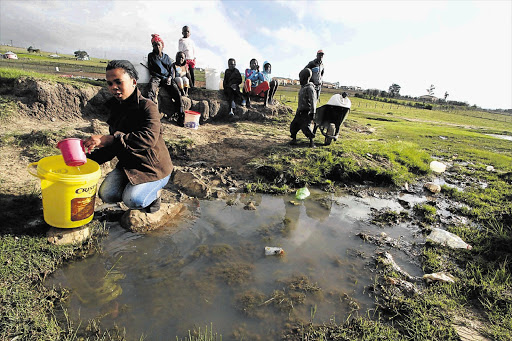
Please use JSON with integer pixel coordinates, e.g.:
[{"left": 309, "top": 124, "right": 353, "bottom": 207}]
[{"left": 47, "top": 189, "right": 424, "bottom": 340}]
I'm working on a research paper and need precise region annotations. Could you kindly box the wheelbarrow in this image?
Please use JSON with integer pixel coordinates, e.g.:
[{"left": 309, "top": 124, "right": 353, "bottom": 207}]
[{"left": 312, "top": 94, "right": 351, "bottom": 145}]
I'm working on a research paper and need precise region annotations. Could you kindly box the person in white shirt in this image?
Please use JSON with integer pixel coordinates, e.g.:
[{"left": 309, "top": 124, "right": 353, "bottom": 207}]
[{"left": 178, "top": 25, "right": 196, "bottom": 88}]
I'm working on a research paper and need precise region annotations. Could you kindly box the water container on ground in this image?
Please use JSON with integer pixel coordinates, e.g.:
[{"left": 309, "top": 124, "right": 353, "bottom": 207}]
[{"left": 205, "top": 68, "right": 220, "bottom": 90}]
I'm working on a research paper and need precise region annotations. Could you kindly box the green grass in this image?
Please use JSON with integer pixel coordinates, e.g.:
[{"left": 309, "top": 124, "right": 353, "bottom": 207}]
[
  {"left": 1, "top": 44, "right": 109, "bottom": 67},
  {"left": 0, "top": 67, "right": 105, "bottom": 87},
  {"left": 0, "top": 221, "right": 116, "bottom": 340}
]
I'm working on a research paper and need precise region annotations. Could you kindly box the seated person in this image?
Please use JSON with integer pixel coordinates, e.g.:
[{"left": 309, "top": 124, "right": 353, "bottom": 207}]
[
  {"left": 242, "top": 58, "right": 270, "bottom": 108},
  {"left": 223, "top": 58, "right": 243, "bottom": 115},
  {"left": 261, "top": 61, "right": 279, "bottom": 106},
  {"left": 146, "top": 33, "right": 184, "bottom": 125},
  {"left": 171, "top": 51, "right": 191, "bottom": 96}
]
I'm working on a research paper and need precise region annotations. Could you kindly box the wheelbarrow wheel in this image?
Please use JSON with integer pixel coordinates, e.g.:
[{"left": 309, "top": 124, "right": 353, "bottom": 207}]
[{"left": 325, "top": 123, "right": 336, "bottom": 145}]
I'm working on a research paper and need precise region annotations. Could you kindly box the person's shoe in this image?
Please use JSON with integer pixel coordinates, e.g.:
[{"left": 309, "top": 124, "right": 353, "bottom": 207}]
[
  {"left": 309, "top": 141, "right": 316, "bottom": 148},
  {"left": 289, "top": 139, "right": 298, "bottom": 146},
  {"left": 146, "top": 196, "right": 161, "bottom": 213},
  {"left": 229, "top": 108, "right": 235, "bottom": 116},
  {"left": 241, "top": 100, "right": 246, "bottom": 107}
]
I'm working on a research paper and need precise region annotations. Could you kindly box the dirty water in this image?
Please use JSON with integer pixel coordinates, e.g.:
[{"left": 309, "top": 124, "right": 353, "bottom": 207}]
[
  {"left": 46, "top": 188, "right": 430, "bottom": 340},
  {"left": 486, "top": 133, "right": 512, "bottom": 141}
]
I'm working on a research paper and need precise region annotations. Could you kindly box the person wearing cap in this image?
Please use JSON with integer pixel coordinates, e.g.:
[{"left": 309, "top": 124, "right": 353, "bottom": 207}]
[
  {"left": 290, "top": 68, "right": 317, "bottom": 148},
  {"left": 305, "top": 50, "right": 325, "bottom": 102},
  {"left": 261, "top": 61, "right": 279, "bottom": 105},
  {"left": 147, "top": 33, "right": 184, "bottom": 126}
]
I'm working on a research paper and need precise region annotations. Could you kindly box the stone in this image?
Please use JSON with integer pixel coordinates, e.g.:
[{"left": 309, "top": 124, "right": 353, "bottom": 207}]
[
  {"left": 244, "top": 201, "right": 257, "bottom": 210},
  {"left": 47, "top": 226, "right": 91, "bottom": 245},
  {"left": 423, "top": 271, "right": 456, "bottom": 283},
  {"left": 424, "top": 182, "right": 441, "bottom": 194},
  {"left": 120, "top": 202, "right": 185, "bottom": 233},
  {"left": 173, "top": 169, "right": 210, "bottom": 198}
]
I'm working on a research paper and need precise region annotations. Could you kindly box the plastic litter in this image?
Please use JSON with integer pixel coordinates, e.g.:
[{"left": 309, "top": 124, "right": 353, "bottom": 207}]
[
  {"left": 430, "top": 161, "right": 446, "bottom": 173},
  {"left": 265, "top": 246, "right": 284, "bottom": 256},
  {"left": 426, "top": 228, "right": 472, "bottom": 250},
  {"left": 295, "top": 187, "right": 310, "bottom": 200}
]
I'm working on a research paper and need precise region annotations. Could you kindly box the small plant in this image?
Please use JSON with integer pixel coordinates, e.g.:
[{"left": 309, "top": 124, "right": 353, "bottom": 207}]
[
  {"left": 414, "top": 203, "right": 437, "bottom": 223},
  {"left": 165, "top": 137, "right": 194, "bottom": 158}
]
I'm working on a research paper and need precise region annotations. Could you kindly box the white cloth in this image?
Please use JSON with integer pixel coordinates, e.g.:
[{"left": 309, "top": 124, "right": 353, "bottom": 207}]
[
  {"left": 326, "top": 94, "right": 351, "bottom": 108},
  {"left": 178, "top": 37, "right": 196, "bottom": 60}
]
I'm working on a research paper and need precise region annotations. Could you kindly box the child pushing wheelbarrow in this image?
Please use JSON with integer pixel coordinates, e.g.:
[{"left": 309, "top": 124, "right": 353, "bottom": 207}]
[{"left": 312, "top": 92, "right": 351, "bottom": 145}]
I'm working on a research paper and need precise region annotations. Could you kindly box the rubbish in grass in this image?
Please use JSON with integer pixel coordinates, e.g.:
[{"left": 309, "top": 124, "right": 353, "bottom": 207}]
[{"left": 265, "top": 246, "right": 284, "bottom": 256}]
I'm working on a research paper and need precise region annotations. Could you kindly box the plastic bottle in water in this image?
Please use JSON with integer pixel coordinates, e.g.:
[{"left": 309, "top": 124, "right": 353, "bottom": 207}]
[
  {"left": 426, "top": 228, "right": 472, "bottom": 250},
  {"left": 265, "top": 246, "right": 284, "bottom": 256},
  {"left": 295, "top": 187, "right": 310, "bottom": 200}
]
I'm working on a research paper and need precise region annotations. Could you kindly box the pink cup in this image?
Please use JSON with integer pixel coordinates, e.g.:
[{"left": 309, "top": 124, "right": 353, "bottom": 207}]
[{"left": 57, "top": 138, "right": 87, "bottom": 167}]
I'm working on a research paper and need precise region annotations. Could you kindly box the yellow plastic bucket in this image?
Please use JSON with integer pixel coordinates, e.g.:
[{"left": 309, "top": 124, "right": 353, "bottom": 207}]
[{"left": 28, "top": 155, "right": 101, "bottom": 228}]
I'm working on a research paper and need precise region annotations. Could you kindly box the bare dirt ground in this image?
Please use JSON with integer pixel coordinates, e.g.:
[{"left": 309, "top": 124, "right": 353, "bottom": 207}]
[{"left": 0, "top": 88, "right": 289, "bottom": 197}]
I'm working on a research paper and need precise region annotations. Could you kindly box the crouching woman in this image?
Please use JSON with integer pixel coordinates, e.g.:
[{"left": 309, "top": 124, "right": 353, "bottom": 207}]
[{"left": 83, "top": 60, "right": 172, "bottom": 213}]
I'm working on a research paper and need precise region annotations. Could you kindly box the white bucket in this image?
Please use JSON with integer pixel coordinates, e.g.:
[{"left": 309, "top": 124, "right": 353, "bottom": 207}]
[
  {"left": 184, "top": 110, "right": 200, "bottom": 129},
  {"left": 134, "top": 61, "right": 151, "bottom": 84},
  {"left": 205, "top": 68, "right": 220, "bottom": 90}
]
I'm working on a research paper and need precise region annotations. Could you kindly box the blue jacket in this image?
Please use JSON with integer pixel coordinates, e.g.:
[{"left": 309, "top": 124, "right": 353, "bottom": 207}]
[{"left": 147, "top": 52, "right": 173, "bottom": 82}]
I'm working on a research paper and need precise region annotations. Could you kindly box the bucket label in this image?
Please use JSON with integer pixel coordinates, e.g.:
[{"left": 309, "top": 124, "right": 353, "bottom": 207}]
[
  {"left": 71, "top": 196, "right": 95, "bottom": 221},
  {"left": 75, "top": 184, "right": 97, "bottom": 194}
]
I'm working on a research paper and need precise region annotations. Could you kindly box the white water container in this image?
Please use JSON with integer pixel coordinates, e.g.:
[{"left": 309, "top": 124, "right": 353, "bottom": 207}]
[
  {"left": 430, "top": 161, "right": 446, "bottom": 173},
  {"left": 134, "top": 61, "right": 151, "bottom": 84},
  {"left": 205, "top": 68, "right": 220, "bottom": 90},
  {"left": 426, "top": 228, "right": 472, "bottom": 250}
]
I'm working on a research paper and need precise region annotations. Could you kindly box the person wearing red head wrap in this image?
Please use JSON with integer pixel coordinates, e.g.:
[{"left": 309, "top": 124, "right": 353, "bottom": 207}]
[
  {"left": 151, "top": 33, "right": 164, "bottom": 47},
  {"left": 147, "top": 34, "right": 184, "bottom": 126}
]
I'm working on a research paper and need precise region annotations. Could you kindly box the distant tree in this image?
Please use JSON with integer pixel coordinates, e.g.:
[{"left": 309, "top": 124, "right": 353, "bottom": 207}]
[
  {"left": 74, "top": 50, "right": 89, "bottom": 59},
  {"left": 388, "top": 83, "right": 401, "bottom": 97},
  {"left": 444, "top": 91, "right": 449, "bottom": 100},
  {"left": 427, "top": 84, "right": 435, "bottom": 96},
  {"left": 27, "top": 46, "right": 40, "bottom": 53}
]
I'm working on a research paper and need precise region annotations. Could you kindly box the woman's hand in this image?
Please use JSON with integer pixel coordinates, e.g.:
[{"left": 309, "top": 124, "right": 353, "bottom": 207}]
[{"left": 83, "top": 135, "right": 114, "bottom": 153}]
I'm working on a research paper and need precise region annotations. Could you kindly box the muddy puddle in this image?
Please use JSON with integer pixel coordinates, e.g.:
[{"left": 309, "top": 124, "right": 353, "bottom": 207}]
[
  {"left": 486, "top": 133, "right": 512, "bottom": 141},
  {"left": 46, "top": 188, "right": 431, "bottom": 340}
]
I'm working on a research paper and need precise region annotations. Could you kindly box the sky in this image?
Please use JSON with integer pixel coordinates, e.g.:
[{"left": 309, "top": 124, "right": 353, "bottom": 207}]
[{"left": 1, "top": 0, "right": 511, "bottom": 109}]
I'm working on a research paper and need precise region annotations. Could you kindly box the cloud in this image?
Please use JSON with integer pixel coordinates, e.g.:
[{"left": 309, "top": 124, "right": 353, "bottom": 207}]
[{"left": 1, "top": 0, "right": 510, "bottom": 108}]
